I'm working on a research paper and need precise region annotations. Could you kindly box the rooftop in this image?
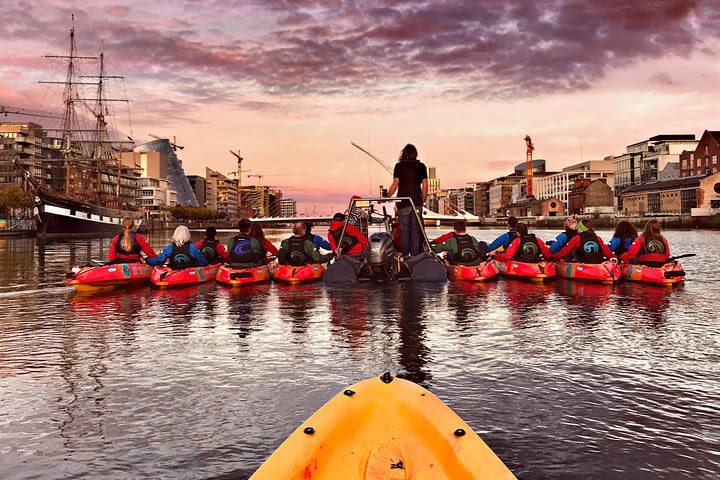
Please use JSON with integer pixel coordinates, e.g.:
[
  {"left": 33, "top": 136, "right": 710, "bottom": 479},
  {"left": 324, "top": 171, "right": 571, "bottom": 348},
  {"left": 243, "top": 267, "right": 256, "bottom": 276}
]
[{"left": 621, "top": 174, "right": 706, "bottom": 194}]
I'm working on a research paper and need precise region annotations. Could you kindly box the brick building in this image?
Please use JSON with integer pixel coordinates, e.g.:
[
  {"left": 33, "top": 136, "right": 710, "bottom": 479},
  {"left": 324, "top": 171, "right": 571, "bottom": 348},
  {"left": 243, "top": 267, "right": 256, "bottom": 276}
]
[
  {"left": 503, "top": 197, "right": 565, "bottom": 218},
  {"left": 568, "top": 178, "right": 614, "bottom": 215},
  {"left": 619, "top": 172, "right": 720, "bottom": 216},
  {"left": 679, "top": 130, "right": 720, "bottom": 178}
]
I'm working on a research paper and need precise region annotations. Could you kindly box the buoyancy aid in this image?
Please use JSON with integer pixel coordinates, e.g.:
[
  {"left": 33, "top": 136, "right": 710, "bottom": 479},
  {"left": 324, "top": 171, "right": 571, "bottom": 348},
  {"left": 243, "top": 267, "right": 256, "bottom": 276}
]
[
  {"left": 575, "top": 231, "right": 604, "bottom": 264},
  {"left": 614, "top": 235, "right": 636, "bottom": 256},
  {"left": 640, "top": 236, "right": 667, "bottom": 256},
  {"left": 200, "top": 239, "right": 222, "bottom": 264},
  {"left": 230, "top": 235, "right": 260, "bottom": 264},
  {"left": 286, "top": 236, "right": 310, "bottom": 266},
  {"left": 116, "top": 233, "right": 141, "bottom": 255},
  {"left": 452, "top": 233, "right": 480, "bottom": 265},
  {"left": 505, "top": 229, "right": 519, "bottom": 248},
  {"left": 512, "top": 234, "right": 542, "bottom": 263},
  {"left": 169, "top": 242, "right": 196, "bottom": 270},
  {"left": 329, "top": 223, "right": 359, "bottom": 251}
]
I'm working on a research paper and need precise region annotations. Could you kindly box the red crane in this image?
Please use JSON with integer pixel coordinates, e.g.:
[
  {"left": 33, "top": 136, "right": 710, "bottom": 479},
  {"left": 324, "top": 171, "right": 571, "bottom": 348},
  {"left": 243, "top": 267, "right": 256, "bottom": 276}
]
[{"left": 524, "top": 135, "right": 534, "bottom": 198}]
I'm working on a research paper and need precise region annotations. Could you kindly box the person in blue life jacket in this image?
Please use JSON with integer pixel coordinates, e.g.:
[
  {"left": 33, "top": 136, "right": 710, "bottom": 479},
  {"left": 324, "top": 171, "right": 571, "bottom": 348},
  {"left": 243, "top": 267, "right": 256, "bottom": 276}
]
[
  {"left": 487, "top": 216, "right": 519, "bottom": 253},
  {"left": 549, "top": 217, "right": 579, "bottom": 254},
  {"left": 304, "top": 222, "right": 332, "bottom": 251},
  {"left": 607, "top": 220, "right": 638, "bottom": 256},
  {"left": 227, "top": 218, "right": 263, "bottom": 268},
  {"left": 552, "top": 219, "right": 615, "bottom": 263},
  {"left": 147, "top": 225, "right": 209, "bottom": 270},
  {"left": 432, "top": 220, "right": 488, "bottom": 266},
  {"left": 279, "top": 222, "right": 335, "bottom": 266}
]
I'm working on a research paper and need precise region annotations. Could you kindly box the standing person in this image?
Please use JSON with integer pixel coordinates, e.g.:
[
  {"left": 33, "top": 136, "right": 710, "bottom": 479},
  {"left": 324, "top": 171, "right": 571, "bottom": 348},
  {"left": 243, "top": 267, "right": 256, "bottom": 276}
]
[
  {"left": 552, "top": 219, "right": 615, "bottom": 263},
  {"left": 385, "top": 143, "right": 428, "bottom": 256},
  {"left": 279, "top": 222, "right": 335, "bottom": 266},
  {"left": 108, "top": 217, "right": 157, "bottom": 264},
  {"left": 487, "top": 216, "right": 519, "bottom": 253},
  {"left": 432, "top": 220, "right": 488, "bottom": 266},
  {"left": 304, "top": 222, "right": 332, "bottom": 251},
  {"left": 147, "top": 226, "right": 208, "bottom": 270},
  {"left": 250, "top": 221, "right": 279, "bottom": 259},
  {"left": 549, "top": 217, "right": 579, "bottom": 254},
  {"left": 620, "top": 219, "right": 670, "bottom": 266},
  {"left": 328, "top": 212, "right": 368, "bottom": 256},
  {"left": 195, "top": 227, "right": 228, "bottom": 264},
  {"left": 493, "top": 223, "right": 552, "bottom": 263},
  {"left": 228, "top": 218, "right": 263, "bottom": 268},
  {"left": 608, "top": 221, "right": 638, "bottom": 256}
]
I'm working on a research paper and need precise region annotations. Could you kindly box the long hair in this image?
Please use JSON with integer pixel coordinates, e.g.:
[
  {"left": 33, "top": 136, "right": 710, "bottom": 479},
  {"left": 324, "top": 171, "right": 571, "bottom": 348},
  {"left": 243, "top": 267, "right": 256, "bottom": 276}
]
[
  {"left": 642, "top": 219, "right": 662, "bottom": 244},
  {"left": 172, "top": 226, "right": 191, "bottom": 247},
  {"left": 516, "top": 222, "right": 528, "bottom": 236},
  {"left": 250, "top": 221, "right": 266, "bottom": 244},
  {"left": 121, "top": 217, "right": 134, "bottom": 251},
  {"left": 613, "top": 220, "right": 637, "bottom": 239},
  {"left": 581, "top": 219, "right": 595, "bottom": 234},
  {"left": 398, "top": 144, "right": 418, "bottom": 162}
]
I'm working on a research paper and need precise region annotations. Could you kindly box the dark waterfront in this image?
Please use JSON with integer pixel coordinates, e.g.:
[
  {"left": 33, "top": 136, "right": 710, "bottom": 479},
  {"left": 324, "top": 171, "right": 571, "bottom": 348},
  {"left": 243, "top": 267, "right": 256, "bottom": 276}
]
[{"left": 0, "top": 229, "right": 718, "bottom": 479}]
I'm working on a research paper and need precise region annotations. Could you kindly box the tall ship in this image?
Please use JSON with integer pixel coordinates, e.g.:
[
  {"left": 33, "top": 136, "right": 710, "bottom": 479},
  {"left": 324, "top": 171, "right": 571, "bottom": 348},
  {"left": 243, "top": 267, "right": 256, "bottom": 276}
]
[{"left": 6, "top": 20, "right": 141, "bottom": 235}]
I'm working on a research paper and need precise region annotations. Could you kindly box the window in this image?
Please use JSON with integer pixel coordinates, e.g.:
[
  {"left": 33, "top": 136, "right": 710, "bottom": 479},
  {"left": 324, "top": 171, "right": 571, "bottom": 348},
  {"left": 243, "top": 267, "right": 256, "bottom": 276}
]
[
  {"left": 715, "top": 183, "right": 720, "bottom": 194},
  {"left": 691, "top": 153, "right": 695, "bottom": 161},
  {"left": 682, "top": 159, "right": 687, "bottom": 169},
  {"left": 697, "top": 158, "right": 702, "bottom": 167},
  {"left": 714, "top": 156, "right": 718, "bottom": 165},
  {"left": 705, "top": 144, "right": 710, "bottom": 155}
]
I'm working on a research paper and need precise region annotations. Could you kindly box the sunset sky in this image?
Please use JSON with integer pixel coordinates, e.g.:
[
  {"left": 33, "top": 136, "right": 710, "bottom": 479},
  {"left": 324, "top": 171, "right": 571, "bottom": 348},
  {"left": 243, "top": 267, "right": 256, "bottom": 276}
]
[{"left": 1, "top": 0, "right": 720, "bottom": 213}]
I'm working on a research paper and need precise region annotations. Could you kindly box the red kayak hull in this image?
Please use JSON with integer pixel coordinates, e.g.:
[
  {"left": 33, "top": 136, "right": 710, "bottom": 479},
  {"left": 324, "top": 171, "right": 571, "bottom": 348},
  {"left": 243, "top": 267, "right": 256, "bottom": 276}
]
[
  {"left": 447, "top": 260, "right": 500, "bottom": 282},
  {"left": 497, "top": 260, "right": 556, "bottom": 281},
  {"left": 217, "top": 264, "right": 272, "bottom": 286},
  {"left": 150, "top": 264, "right": 220, "bottom": 288},
  {"left": 555, "top": 260, "right": 621, "bottom": 284},
  {"left": 271, "top": 263, "right": 325, "bottom": 284},
  {"left": 67, "top": 263, "right": 153, "bottom": 291},
  {"left": 620, "top": 262, "right": 685, "bottom": 285}
]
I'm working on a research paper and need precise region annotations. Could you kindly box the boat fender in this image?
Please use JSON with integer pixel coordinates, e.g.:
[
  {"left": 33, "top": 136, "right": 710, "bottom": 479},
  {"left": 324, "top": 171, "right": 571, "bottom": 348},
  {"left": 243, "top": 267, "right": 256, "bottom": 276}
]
[
  {"left": 303, "top": 427, "right": 315, "bottom": 435},
  {"left": 343, "top": 389, "right": 355, "bottom": 397},
  {"left": 454, "top": 428, "right": 466, "bottom": 437}
]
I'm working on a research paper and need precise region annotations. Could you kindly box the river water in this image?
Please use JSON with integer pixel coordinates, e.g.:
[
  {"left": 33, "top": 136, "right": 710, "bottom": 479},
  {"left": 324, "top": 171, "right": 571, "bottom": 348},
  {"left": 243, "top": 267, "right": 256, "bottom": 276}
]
[{"left": 0, "top": 228, "right": 718, "bottom": 479}]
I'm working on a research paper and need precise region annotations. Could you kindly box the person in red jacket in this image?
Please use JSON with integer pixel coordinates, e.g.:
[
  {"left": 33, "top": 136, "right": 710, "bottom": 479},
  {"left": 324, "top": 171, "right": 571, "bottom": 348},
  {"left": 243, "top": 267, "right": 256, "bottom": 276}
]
[
  {"left": 328, "top": 212, "right": 368, "bottom": 255},
  {"left": 620, "top": 219, "right": 671, "bottom": 266},
  {"left": 195, "top": 227, "right": 229, "bottom": 264},
  {"left": 108, "top": 217, "right": 156, "bottom": 264},
  {"left": 552, "top": 219, "right": 615, "bottom": 263},
  {"left": 493, "top": 222, "right": 552, "bottom": 263}
]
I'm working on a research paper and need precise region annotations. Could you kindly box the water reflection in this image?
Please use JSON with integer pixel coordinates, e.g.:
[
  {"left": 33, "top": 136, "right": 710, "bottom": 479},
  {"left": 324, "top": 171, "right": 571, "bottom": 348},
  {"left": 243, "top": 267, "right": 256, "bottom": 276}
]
[
  {"left": 221, "top": 285, "right": 273, "bottom": 342},
  {"left": 616, "top": 282, "right": 677, "bottom": 328},
  {"left": 504, "top": 280, "right": 555, "bottom": 329},
  {"left": 327, "top": 285, "right": 369, "bottom": 351},
  {"left": 276, "top": 283, "right": 321, "bottom": 339},
  {"left": 555, "top": 279, "right": 615, "bottom": 329},
  {"left": 395, "top": 284, "right": 433, "bottom": 386}
]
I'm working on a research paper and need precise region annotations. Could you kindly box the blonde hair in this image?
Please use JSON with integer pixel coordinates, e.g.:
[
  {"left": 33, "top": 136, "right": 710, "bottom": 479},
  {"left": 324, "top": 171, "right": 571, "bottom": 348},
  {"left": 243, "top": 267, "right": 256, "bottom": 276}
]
[
  {"left": 121, "top": 217, "right": 134, "bottom": 251},
  {"left": 564, "top": 217, "right": 578, "bottom": 229},
  {"left": 172, "top": 226, "right": 191, "bottom": 247}
]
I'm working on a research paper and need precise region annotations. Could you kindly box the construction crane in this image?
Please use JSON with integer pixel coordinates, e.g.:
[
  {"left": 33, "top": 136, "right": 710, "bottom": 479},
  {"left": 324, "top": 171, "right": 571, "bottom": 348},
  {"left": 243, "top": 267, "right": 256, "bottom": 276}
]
[
  {"left": 230, "top": 149, "right": 246, "bottom": 210},
  {"left": 149, "top": 133, "right": 184, "bottom": 151},
  {"left": 524, "top": 135, "right": 535, "bottom": 198}
]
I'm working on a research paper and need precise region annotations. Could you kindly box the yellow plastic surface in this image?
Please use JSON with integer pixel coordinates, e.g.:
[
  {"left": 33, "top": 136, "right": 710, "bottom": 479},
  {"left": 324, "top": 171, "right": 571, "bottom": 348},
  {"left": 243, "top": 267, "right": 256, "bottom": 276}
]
[{"left": 251, "top": 376, "right": 516, "bottom": 480}]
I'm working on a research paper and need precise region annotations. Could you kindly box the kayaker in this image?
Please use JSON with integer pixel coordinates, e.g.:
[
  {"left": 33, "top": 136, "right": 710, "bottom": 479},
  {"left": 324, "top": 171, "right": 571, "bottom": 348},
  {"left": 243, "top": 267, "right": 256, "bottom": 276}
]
[
  {"left": 346, "top": 195, "right": 369, "bottom": 238},
  {"left": 250, "top": 221, "right": 279, "bottom": 259},
  {"left": 432, "top": 220, "right": 488, "bottom": 266},
  {"left": 608, "top": 220, "right": 638, "bottom": 256},
  {"left": 228, "top": 218, "right": 263, "bottom": 268},
  {"left": 108, "top": 217, "right": 157, "bottom": 264},
  {"left": 195, "top": 227, "right": 228, "bottom": 264},
  {"left": 549, "top": 217, "right": 579, "bottom": 254},
  {"left": 385, "top": 143, "right": 428, "bottom": 257},
  {"left": 279, "top": 222, "right": 335, "bottom": 266},
  {"left": 146, "top": 226, "right": 209, "bottom": 270},
  {"left": 620, "top": 219, "right": 671, "bottom": 266},
  {"left": 304, "top": 222, "right": 332, "bottom": 251},
  {"left": 493, "top": 222, "right": 552, "bottom": 262},
  {"left": 328, "top": 212, "right": 368, "bottom": 256},
  {"left": 552, "top": 219, "right": 615, "bottom": 263},
  {"left": 487, "top": 216, "right": 519, "bottom": 253}
]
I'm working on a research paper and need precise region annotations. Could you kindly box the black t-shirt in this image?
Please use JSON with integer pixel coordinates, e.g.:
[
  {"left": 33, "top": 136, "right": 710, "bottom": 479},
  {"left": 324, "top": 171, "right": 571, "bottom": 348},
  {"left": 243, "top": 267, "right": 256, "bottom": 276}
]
[{"left": 393, "top": 160, "right": 427, "bottom": 208}]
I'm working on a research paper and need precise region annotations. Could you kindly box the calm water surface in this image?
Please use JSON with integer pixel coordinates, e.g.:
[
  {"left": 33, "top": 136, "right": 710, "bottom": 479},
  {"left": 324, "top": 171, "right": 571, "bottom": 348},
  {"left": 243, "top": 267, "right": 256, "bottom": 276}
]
[{"left": 0, "top": 228, "right": 718, "bottom": 479}]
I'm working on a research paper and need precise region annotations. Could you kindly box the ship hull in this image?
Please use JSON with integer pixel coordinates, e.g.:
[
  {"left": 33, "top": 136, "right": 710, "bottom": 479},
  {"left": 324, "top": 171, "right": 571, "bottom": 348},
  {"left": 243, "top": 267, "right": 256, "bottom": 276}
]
[{"left": 34, "top": 194, "right": 141, "bottom": 236}]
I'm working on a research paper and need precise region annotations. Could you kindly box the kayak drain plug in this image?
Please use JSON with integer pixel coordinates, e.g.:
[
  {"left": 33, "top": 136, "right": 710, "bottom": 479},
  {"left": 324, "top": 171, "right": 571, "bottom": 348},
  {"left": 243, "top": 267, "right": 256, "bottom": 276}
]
[
  {"left": 303, "top": 427, "right": 315, "bottom": 435},
  {"left": 344, "top": 389, "right": 355, "bottom": 397},
  {"left": 454, "top": 429, "right": 466, "bottom": 437},
  {"left": 380, "top": 372, "right": 394, "bottom": 384}
]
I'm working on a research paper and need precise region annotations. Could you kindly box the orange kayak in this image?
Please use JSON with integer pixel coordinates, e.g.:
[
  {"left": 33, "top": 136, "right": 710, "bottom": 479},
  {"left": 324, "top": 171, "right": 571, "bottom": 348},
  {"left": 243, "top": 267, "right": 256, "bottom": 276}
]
[
  {"left": 67, "top": 262, "right": 153, "bottom": 292},
  {"left": 271, "top": 263, "right": 325, "bottom": 284},
  {"left": 447, "top": 260, "right": 500, "bottom": 282},
  {"left": 497, "top": 260, "right": 555, "bottom": 281},
  {"left": 555, "top": 260, "right": 621, "bottom": 284},
  {"left": 620, "top": 262, "right": 685, "bottom": 285},
  {"left": 217, "top": 264, "right": 272, "bottom": 286},
  {"left": 250, "top": 374, "right": 516, "bottom": 480},
  {"left": 150, "top": 264, "right": 219, "bottom": 288}
]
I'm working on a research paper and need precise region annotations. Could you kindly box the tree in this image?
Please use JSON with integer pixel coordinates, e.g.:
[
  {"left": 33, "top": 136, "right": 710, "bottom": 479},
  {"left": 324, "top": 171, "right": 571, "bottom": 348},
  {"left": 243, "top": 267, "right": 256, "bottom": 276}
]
[
  {"left": 0, "top": 184, "right": 32, "bottom": 212},
  {"left": 165, "top": 205, "right": 225, "bottom": 221}
]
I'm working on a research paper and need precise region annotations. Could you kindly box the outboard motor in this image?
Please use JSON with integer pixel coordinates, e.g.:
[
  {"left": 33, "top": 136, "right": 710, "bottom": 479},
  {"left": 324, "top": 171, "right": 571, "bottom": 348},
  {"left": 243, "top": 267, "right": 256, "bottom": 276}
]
[{"left": 367, "top": 233, "right": 396, "bottom": 266}]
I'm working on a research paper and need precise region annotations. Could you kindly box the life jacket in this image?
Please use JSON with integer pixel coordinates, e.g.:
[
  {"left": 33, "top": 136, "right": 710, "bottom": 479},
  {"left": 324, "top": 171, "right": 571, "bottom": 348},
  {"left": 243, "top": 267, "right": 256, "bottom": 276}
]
[
  {"left": 169, "top": 242, "right": 196, "bottom": 270},
  {"left": 640, "top": 236, "right": 667, "bottom": 256},
  {"left": 505, "top": 229, "right": 519, "bottom": 248},
  {"left": 200, "top": 238, "right": 222, "bottom": 264},
  {"left": 115, "top": 233, "right": 141, "bottom": 255},
  {"left": 286, "top": 236, "right": 310, "bottom": 266},
  {"left": 230, "top": 235, "right": 260, "bottom": 264},
  {"left": 575, "top": 231, "right": 604, "bottom": 264},
  {"left": 452, "top": 233, "right": 480, "bottom": 265},
  {"left": 512, "top": 234, "right": 542, "bottom": 263},
  {"left": 329, "top": 223, "right": 359, "bottom": 251},
  {"left": 564, "top": 227, "right": 578, "bottom": 242},
  {"left": 614, "top": 235, "right": 636, "bottom": 256}
]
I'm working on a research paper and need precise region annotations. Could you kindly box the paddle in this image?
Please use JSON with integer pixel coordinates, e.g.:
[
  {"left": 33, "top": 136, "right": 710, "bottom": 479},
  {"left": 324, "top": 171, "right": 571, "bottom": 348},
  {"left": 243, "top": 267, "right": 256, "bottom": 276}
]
[{"left": 668, "top": 253, "right": 696, "bottom": 261}]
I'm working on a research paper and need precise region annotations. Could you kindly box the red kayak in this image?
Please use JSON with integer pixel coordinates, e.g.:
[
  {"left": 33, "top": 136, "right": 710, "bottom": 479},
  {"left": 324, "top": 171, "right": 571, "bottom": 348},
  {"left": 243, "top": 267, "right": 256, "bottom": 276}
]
[
  {"left": 447, "top": 260, "right": 500, "bottom": 282},
  {"left": 271, "top": 263, "right": 325, "bottom": 284},
  {"left": 555, "top": 260, "right": 621, "bottom": 284},
  {"left": 150, "top": 264, "right": 220, "bottom": 288},
  {"left": 217, "top": 263, "right": 273, "bottom": 286},
  {"left": 67, "top": 263, "right": 153, "bottom": 292},
  {"left": 497, "top": 260, "right": 556, "bottom": 281},
  {"left": 620, "top": 262, "right": 685, "bottom": 285}
]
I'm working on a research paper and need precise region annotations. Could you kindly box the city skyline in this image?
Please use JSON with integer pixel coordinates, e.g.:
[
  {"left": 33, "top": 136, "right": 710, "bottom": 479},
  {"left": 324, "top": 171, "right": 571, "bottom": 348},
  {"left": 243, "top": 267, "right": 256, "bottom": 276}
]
[{"left": 1, "top": 0, "right": 719, "bottom": 212}]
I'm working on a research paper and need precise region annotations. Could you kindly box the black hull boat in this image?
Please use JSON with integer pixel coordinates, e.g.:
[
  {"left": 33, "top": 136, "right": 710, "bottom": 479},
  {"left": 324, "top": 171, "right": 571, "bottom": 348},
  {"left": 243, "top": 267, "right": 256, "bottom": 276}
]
[{"left": 34, "top": 192, "right": 140, "bottom": 235}]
